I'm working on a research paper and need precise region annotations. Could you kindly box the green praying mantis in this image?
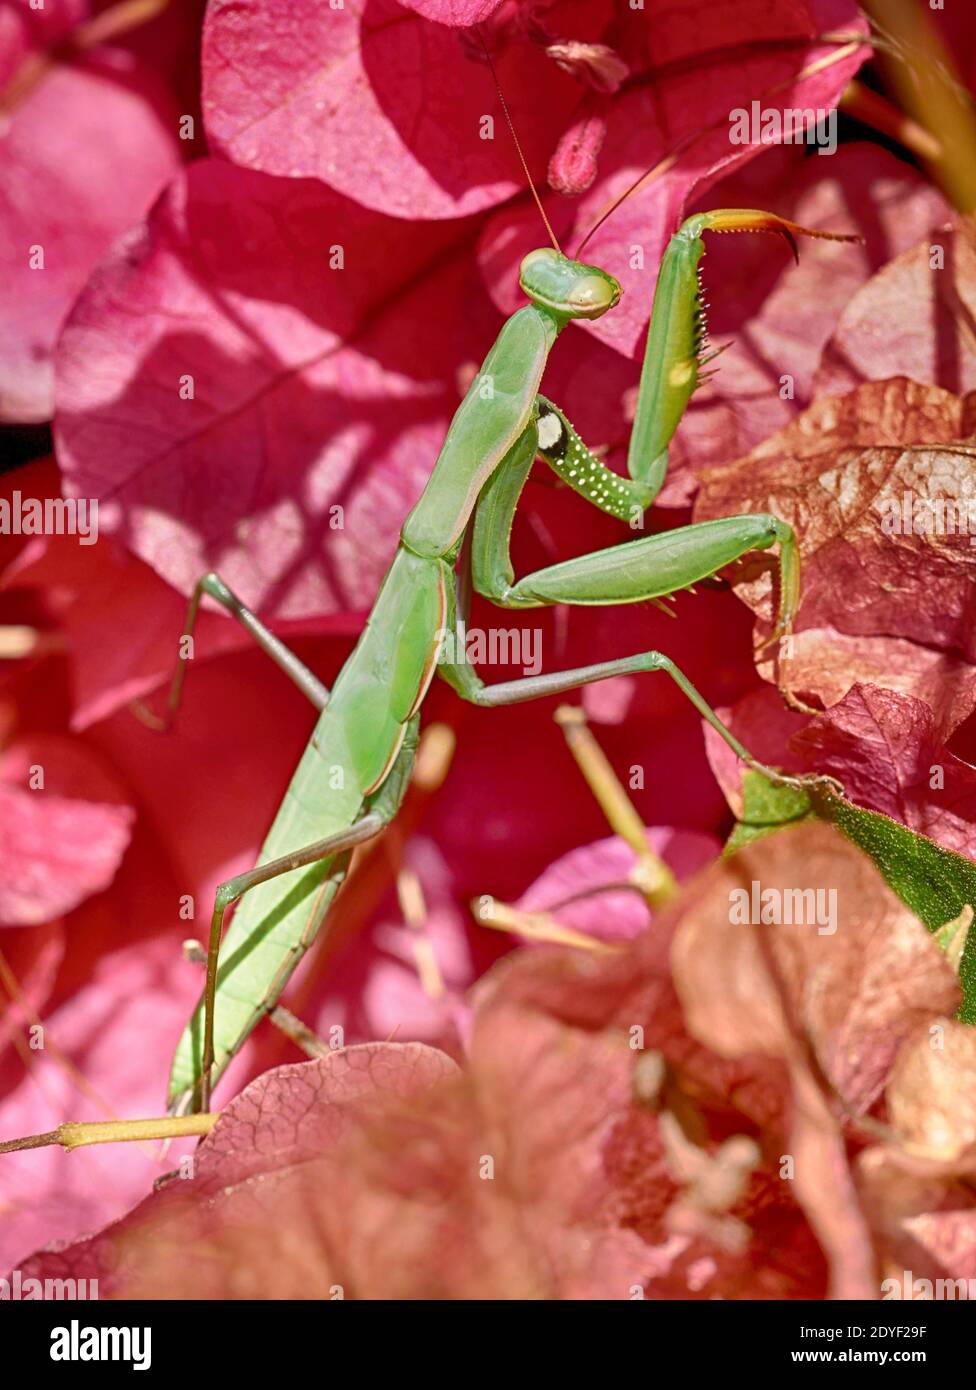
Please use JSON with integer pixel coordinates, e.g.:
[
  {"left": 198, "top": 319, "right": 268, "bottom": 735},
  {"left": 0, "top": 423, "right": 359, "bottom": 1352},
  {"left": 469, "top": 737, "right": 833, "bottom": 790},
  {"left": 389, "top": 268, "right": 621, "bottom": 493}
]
[{"left": 154, "top": 194, "right": 857, "bottom": 1115}]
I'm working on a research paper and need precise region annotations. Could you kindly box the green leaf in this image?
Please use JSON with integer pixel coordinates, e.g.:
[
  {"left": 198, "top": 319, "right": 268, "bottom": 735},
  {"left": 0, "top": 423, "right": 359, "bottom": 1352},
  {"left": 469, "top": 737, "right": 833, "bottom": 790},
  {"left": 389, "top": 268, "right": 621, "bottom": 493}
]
[
  {"left": 723, "top": 772, "right": 812, "bottom": 853},
  {"left": 725, "top": 774, "right": 976, "bottom": 1022}
]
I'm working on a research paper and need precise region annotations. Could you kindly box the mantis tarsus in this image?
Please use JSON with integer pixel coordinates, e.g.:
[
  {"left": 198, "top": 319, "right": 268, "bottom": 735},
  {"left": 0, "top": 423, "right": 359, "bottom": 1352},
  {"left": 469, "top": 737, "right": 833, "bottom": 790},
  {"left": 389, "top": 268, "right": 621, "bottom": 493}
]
[{"left": 155, "top": 200, "right": 857, "bottom": 1115}]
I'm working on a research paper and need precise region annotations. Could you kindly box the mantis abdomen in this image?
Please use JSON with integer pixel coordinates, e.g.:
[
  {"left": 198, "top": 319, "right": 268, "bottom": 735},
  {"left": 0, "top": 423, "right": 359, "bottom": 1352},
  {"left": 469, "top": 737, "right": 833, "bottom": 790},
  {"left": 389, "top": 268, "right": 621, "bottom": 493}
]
[{"left": 167, "top": 547, "right": 448, "bottom": 1104}]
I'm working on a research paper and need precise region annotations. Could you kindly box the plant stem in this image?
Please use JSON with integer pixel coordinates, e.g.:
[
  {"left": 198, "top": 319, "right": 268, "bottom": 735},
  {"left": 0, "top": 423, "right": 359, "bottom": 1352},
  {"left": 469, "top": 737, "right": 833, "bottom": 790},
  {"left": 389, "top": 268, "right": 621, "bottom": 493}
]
[{"left": 0, "top": 1114, "right": 217, "bottom": 1154}]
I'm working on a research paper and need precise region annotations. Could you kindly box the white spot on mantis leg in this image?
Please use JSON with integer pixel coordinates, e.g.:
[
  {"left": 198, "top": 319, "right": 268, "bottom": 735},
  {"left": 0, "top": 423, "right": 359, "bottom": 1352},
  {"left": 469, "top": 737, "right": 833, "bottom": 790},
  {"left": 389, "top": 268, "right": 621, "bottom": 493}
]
[{"left": 537, "top": 412, "right": 563, "bottom": 451}]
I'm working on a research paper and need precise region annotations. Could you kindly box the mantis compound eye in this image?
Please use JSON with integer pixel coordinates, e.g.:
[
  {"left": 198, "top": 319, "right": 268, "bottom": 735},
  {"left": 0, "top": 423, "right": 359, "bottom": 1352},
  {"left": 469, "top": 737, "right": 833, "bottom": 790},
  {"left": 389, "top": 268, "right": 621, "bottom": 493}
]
[
  {"left": 569, "top": 273, "right": 617, "bottom": 316},
  {"left": 519, "top": 247, "right": 560, "bottom": 276}
]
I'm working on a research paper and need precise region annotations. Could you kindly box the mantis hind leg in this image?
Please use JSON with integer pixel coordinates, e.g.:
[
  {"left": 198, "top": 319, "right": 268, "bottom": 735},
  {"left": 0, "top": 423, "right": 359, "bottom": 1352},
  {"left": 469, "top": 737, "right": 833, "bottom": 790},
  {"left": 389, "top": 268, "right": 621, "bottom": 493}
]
[
  {"left": 174, "top": 714, "right": 422, "bottom": 1117},
  {"left": 191, "top": 813, "right": 387, "bottom": 1114}
]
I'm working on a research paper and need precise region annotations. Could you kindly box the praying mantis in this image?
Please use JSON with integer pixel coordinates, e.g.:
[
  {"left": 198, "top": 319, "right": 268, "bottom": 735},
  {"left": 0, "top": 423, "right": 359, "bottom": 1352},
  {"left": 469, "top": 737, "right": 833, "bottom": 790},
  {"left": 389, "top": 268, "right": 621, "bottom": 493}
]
[{"left": 156, "top": 197, "right": 857, "bottom": 1115}]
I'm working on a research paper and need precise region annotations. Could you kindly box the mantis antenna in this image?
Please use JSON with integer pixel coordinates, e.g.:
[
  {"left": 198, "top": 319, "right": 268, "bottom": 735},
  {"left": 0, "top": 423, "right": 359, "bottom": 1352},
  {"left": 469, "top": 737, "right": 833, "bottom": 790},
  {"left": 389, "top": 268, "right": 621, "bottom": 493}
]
[
  {"left": 477, "top": 31, "right": 564, "bottom": 256},
  {"left": 575, "top": 141, "right": 694, "bottom": 257},
  {"left": 576, "top": 142, "right": 864, "bottom": 258},
  {"left": 574, "top": 36, "right": 869, "bottom": 255}
]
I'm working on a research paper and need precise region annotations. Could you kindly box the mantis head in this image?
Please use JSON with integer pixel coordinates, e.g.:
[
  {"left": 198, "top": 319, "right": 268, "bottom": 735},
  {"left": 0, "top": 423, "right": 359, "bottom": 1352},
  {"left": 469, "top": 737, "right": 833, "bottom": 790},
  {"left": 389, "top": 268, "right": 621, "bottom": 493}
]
[{"left": 519, "top": 248, "right": 621, "bottom": 322}]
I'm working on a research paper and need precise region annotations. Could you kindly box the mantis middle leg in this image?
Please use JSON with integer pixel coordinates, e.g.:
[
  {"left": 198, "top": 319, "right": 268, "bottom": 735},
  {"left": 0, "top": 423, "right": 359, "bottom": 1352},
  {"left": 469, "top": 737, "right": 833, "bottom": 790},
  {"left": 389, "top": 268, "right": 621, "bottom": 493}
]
[
  {"left": 446, "top": 419, "right": 826, "bottom": 791},
  {"left": 137, "top": 571, "right": 331, "bottom": 731}
]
